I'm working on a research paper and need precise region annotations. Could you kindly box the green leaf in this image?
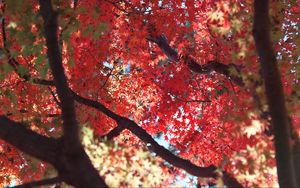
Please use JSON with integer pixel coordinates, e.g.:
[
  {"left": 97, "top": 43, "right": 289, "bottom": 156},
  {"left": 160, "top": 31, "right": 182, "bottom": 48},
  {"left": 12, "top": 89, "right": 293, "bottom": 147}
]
[
  {"left": 0, "top": 48, "right": 6, "bottom": 60},
  {"left": 10, "top": 49, "right": 19, "bottom": 58},
  {"left": 68, "top": 58, "right": 75, "bottom": 67},
  {"left": 2, "top": 63, "right": 14, "bottom": 74},
  {"left": 82, "top": 25, "right": 94, "bottom": 37},
  {"left": 17, "top": 65, "right": 30, "bottom": 77},
  {"left": 41, "top": 63, "right": 49, "bottom": 79},
  {"left": 5, "top": 0, "right": 23, "bottom": 14},
  {"left": 93, "top": 23, "right": 107, "bottom": 40},
  {"left": 21, "top": 45, "right": 33, "bottom": 57},
  {"left": 4, "top": 90, "right": 17, "bottom": 104}
]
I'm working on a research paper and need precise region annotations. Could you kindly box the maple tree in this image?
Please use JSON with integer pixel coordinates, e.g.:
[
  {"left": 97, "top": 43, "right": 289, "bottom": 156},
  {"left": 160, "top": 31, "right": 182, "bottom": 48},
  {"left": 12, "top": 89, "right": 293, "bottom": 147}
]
[{"left": 0, "top": 0, "right": 299, "bottom": 187}]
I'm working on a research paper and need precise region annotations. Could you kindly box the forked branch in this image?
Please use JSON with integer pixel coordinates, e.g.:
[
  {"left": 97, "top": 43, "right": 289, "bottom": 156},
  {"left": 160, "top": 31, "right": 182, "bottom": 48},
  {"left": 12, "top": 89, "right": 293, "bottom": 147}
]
[{"left": 71, "top": 91, "right": 243, "bottom": 187}]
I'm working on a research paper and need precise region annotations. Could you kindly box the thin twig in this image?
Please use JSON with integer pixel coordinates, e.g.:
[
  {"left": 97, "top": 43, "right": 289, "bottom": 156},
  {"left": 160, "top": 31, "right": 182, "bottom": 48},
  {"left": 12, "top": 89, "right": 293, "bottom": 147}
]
[
  {"left": 11, "top": 176, "right": 63, "bottom": 188},
  {"left": 48, "top": 86, "right": 62, "bottom": 108},
  {"left": 99, "top": 64, "right": 115, "bottom": 90},
  {"left": 170, "top": 94, "right": 211, "bottom": 103}
]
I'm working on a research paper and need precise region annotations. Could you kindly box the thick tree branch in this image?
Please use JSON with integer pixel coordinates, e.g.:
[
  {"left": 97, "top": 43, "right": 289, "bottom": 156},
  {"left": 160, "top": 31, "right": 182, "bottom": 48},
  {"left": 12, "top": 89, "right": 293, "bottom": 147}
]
[
  {"left": 38, "top": 0, "right": 80, "bottom": 151},
  {"left": 12, "top": 176, "right": 62, "bottom": 188},
  {"left": 0, "top": 116, "right": 60, "bottom": 165},
  {"left": 1, "top": 72, "right": 242, "bottom": 186},
  {"left": 32, "top": 78, "right": 55, "bottom": 86},
  {"left": 0, "top": 115, "right": 108, "bottom": 188},
  {"left": 70, "top": 90, "right": 122, "bottom": 121},
  {"left": 100, "top": 125, "right": 126, "bottom": 140},
  {"left": 71, "top": 91, "right": 243, "bottom": 187},
  {"left": 5, "top": 109, "right": 60, "bottom": 118},
  {"left": 118, "top": 118, "right": 217, "bottom": 178},
  {"left": 222, "top": 171, "right": 244, "bottom": 188},
  {"left": 253, "top": 0, "right": 297, "bottom": 187},
  {"left": 148, "top": 35, "right": 244, "bottom": 86},
  {"left": 38, "top": 1, "right": 108, "bottom": 188}
]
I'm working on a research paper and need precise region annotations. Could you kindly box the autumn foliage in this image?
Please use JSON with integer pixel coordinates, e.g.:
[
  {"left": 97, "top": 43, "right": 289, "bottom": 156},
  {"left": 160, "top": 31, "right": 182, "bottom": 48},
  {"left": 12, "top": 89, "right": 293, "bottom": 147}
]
[{"left": 0, "top": 0, "right": 299, "bottom": 187}]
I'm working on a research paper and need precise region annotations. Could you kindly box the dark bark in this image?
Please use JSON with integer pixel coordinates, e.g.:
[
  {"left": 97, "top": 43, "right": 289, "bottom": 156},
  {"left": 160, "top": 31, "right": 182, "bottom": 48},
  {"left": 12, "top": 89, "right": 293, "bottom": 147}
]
[
  {"left": 38, "top": 0, "right": 80, "bottom": 152},
  {"left": 55, "top": 140, "right": 108, "bottom": 188},
  {"left": 253, "top": 0, "right": 297, "bottom": 187},
  {"left": 222, "top": 171, "right": 243, "bottom": 188},
  {"left": 293, "top": 141, "right": 300, "bottom": 187},
  {"left": 70, "top": 90, "right": 122, "bottom": 121},
  {"left": 100, "top": 125, "right": 126, "bottom": 140},
  {"left": 0, "top": 116, "right": 60, "bottom": 165}
]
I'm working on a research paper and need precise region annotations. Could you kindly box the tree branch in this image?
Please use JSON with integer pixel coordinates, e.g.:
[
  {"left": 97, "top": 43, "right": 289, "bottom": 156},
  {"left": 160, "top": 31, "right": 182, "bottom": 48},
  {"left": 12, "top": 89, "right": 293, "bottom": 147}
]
[
  {"left": 222, "top": 171, "right": 243, "bottom": 188},
  {"left": 118, "top": 118, "right": 217, "bottom": 177},
  {"left": 38, "top": 0, "right": 80, "bottom": 152},
  {"left": 12, "top": 176, "right": 62, "bottom": 188},
  {"left": 48, "top": 86, "right": 62, "bottom": 108},
  {"left": 100, "top": 125, "right": 125, "bottom": 140},
  {"left": 253, "top": 0, "right": 297, "bottom": 187},
  {"left": 147, "top": 35, "right": 244, "bottom": 86},
  {"left": 70, "top": 90, "right": 122, "bottom": 121},
  {"left": 0, "top": 72, "right": 242, "bottom": 186},
  {"left": 5, "top": 109, "right": 60, "bottom": 118},
  {"left": 1, "top": 14, "right": 55, "bottom": 86},
  {"left": 0, "top": 116, "right": 60, "bottom": 165},
  {"left": 1, "top": 16, "right": 22, "bottom": 73},
  {"left": 38, "top": 1, "right": 108, "bottom": 188},
  {"left": 70, "top": 91, "right": 243, "bottom": 186},
  {"left": 0, "top": 115, "right": 109, "bottom": 188}
]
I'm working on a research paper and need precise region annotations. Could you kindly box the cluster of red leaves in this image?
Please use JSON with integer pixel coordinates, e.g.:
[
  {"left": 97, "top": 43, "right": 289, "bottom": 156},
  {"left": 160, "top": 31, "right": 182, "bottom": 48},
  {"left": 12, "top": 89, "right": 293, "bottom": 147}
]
[{"left": 0, "top": 0, "right": 299, "bottom": 187}]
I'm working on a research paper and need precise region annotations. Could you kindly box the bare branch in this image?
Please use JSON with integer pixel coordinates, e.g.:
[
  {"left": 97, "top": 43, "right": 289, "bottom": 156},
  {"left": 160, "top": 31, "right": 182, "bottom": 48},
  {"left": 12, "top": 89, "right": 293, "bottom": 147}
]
[
  {"left": 1, "top": 12, "right": 53, "bottom": 86},
  {"left": 48, "top": 86, "right": 62, "bottom": 108},
  {"left": 148, "top": 35, "right": 244, "bottom": 86},
  {"left": 5, "top": 109, "right": 59, "bottom": 118},
  {"left": 1, "top": 16, "right": 21, "bottom": 71},
  {"left": 170, "top": 94, "right": 211, "bottom": 103},
  {"left": 12, "top": 176, "right": 63, "bottom": 188},
  {"left": 71, "top": 90, "right": 122, "bottom": 121}
]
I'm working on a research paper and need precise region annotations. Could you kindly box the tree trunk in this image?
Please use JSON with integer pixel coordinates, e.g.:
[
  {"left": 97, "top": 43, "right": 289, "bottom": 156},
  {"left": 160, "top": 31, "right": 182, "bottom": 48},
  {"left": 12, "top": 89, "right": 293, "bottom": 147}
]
[{"left": 253, "top": 0, "right": 297, "bottom": 187}]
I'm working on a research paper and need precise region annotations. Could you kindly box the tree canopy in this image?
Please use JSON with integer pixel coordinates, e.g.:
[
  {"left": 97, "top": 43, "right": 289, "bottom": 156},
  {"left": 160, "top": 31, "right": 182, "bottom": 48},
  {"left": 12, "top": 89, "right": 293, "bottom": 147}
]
[{"left": 0, "top": 0, "right": 299, "bottom": 187}]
